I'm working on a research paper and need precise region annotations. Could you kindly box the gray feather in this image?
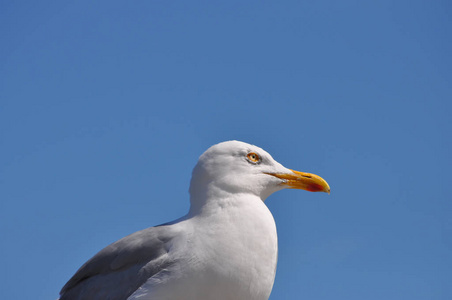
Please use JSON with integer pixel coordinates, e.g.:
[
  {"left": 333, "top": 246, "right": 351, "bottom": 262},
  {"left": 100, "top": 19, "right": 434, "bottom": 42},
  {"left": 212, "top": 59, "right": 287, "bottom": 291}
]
[{"left": 59, "top": 224, "right": 178, "bottom": 300}]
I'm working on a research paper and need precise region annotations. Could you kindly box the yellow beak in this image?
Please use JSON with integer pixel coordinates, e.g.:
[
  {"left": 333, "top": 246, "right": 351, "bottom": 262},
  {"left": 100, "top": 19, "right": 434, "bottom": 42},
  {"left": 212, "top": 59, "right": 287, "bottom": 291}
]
[{"left": 267, "top": 169, "right": 330, "bottom": 194}]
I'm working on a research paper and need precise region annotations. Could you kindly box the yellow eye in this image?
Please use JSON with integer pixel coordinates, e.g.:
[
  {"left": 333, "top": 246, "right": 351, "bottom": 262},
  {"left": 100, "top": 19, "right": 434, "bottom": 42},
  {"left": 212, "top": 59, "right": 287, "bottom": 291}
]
[{"left": 246, "top": 152, "right": 260, "bottom": 163}]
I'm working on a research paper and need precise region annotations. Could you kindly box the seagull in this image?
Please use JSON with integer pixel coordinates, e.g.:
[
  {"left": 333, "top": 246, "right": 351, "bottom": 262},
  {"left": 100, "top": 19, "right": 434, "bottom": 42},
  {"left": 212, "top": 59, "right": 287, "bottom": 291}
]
[{"left": 59, "top": 140, "right": 330, "bottom": 300}]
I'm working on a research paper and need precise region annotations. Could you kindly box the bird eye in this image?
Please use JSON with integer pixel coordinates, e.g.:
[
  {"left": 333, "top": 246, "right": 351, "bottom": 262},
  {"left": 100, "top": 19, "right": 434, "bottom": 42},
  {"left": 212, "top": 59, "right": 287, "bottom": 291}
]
[{"left": 246, "top": 152, "right": 260, "bottom": 163}]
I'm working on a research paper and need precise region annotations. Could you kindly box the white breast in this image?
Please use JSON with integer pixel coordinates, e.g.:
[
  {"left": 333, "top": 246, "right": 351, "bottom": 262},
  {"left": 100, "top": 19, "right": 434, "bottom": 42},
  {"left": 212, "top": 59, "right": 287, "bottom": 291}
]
[{"left": 128, "top": 194, "right": 278, "bottom": 300}]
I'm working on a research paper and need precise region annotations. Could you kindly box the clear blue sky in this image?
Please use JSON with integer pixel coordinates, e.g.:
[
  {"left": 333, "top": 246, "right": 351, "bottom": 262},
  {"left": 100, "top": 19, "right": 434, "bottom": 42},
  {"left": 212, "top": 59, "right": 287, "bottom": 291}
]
[{"left": 1, "top": 1, "right": 450, "bottom": 299}]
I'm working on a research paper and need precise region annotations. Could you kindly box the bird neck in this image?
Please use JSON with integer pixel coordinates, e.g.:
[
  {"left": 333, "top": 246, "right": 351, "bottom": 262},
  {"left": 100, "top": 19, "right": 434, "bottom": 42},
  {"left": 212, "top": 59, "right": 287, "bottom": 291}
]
[{"left": 188, "top": 183, "right": 262, "bottom": 217}]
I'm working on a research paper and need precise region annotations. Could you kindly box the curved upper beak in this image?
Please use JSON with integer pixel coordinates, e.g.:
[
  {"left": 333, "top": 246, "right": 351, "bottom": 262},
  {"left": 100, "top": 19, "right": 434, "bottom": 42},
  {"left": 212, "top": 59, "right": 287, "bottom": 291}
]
[{"left": 266, "top": 169, "right": 330, "bottom": 194}]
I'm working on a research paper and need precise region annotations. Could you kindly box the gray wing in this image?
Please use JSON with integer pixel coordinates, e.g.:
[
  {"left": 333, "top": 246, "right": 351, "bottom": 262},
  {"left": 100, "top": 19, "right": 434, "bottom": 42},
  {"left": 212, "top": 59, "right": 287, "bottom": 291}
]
[{"left": 60, "top": 224, "right": 178, "bottom": 300}]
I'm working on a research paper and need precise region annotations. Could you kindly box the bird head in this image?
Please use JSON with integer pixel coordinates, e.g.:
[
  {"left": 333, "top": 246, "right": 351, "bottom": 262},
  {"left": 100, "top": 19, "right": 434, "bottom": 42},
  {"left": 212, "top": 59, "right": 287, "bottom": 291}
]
[{"left": 189, "top": 141, "right": 330, "bottom": 205}]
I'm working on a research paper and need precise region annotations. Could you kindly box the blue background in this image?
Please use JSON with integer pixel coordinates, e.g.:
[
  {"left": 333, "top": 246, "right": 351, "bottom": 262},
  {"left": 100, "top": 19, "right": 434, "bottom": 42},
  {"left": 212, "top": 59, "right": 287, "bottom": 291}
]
[{"left": 1, "top": 1, "right": 450, "bottom": 299}]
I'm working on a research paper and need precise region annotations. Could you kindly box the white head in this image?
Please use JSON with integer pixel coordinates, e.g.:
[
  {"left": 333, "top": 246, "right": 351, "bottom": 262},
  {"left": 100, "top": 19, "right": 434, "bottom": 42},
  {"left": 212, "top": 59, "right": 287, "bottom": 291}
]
[{"left": 189, "top": 141, "right": 329, "bottom": 210}]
